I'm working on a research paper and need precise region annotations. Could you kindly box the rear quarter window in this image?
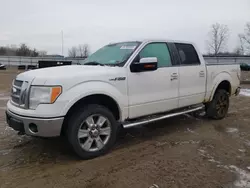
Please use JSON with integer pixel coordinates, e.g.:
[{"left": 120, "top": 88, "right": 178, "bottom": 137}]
[{"left": 175, "top": 43, "right": 200, "bottom": 66}]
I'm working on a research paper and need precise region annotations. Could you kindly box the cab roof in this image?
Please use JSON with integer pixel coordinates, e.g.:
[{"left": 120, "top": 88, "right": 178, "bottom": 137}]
[{"left": 112, "top": 39, "right": 195, "bottom": 45}]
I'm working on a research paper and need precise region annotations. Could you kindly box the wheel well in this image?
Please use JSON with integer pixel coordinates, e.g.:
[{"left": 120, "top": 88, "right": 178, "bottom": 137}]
[
  {"left": 215, "top": 80, "right": 231, "bottom": 95},
  {"left": 61, "top": 94, "right": 120, "bottom": 135}
]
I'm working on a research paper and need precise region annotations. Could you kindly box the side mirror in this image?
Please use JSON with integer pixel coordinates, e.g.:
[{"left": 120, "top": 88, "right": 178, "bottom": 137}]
[{"left": 130, "top": 57, "right": 158, "bottom": 72}]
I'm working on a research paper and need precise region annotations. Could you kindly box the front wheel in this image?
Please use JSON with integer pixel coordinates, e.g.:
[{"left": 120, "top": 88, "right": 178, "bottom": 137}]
[
  {"left": 205, "top": 89, "right": 229, "bottom": 120},
  {"left": 67, "top": 104, "right": 119, "bottom": 159}
]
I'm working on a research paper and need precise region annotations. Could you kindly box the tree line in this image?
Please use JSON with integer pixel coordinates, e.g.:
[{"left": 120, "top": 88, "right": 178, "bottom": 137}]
[
  {"left": 207, "top": 22, "right": 250, "bottom": 56},
  {"left": 68, "top": 44, "right": 90, "bottom": 58},
  {"left": 0, "top": 43, "right": 47, "bottom": 57}
]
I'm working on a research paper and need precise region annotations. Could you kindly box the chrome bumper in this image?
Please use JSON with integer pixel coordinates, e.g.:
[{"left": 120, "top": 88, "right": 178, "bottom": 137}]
[{"left": 6, "top": 109, "right": 64, "bottom": 137}]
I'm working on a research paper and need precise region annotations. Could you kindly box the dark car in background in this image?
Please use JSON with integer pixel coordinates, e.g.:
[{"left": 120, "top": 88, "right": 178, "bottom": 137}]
[
  {"left": 240, "top": 63, "right": 250, "bottom": 71},
  {"left": 38, "top": 60, "right": 72, "bottom": 69},
  {"left": 0, "top": 63, "right": 6, "bottom": 70}
]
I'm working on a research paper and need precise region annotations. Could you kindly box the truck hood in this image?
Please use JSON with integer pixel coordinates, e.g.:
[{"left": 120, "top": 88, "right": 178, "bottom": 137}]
[{"left": 16, "top": 65, "right": 126, "bottom": 86}]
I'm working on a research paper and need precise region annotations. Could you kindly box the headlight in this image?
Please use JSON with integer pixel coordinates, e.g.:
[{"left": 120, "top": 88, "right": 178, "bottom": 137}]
[{"left": 29, "top": 86, "right": 62, "bottom": 109}]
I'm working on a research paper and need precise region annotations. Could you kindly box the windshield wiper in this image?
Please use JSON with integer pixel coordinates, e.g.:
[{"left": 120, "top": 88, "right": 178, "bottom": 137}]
[{"left": 84, "top": 61, "right": 104, "bottom": 66}]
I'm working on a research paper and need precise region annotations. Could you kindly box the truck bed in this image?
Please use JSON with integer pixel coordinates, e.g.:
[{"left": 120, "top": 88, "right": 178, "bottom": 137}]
[{"left": 205, "top": 64, "right": 240, "bottom": 101}]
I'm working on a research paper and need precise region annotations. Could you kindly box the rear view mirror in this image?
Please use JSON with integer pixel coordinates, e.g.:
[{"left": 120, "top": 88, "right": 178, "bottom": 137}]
[{"left": 130, "top": 57, "right": 158, "bottom": 72}]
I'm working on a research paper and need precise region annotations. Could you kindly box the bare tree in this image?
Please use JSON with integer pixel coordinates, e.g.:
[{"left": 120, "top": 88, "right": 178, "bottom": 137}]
[
  {"left": 234, "top": 47, "right": 244, "bottom": 56},
  {"left": 0, "top": 44, "right": 46, "bottom": 56},
  {"left": 78, "top": 45, "right": 84, "bottom": 57},
  {"left": 16, "top": 43, "right": 32, "bottom": 56},
  {"left": 78, "top": 44, "right": 90, "bottom": 57},
  {"left": 0, "top": 47, "right": 6, "bottom": 55},
  {"left": 4, "top": 46, "right": 16, "bottom": 56},
  {"left": 234, "top": 35, "right": 245, "bottom": 55},
  {"left": 38, "top": 50, "right": 47, "bottom": 57},
  {"left": 207, "top": 23, "right": 229, "bottom": 55},
  {"left": 68, "top": 46, "right": 78, "bottom": 57},
  {"left": 31, "top": 48, "right": 39, "bottom": 57},
  {"left": 239, "top": 23, "right": 250, "bottom": 54},
  {"left": 83, "top": 44, "right": 90, "bottom": 57}
]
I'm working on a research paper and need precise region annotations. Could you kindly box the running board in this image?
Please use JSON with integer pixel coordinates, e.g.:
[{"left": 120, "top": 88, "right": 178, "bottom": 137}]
[{"left": 123, "top": 106, "right": 204, "bottom": 129}]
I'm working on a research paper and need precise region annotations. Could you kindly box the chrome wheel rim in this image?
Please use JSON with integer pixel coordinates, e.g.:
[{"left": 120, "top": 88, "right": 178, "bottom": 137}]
[
  {"left": 216, "top": 95, "right": 228, "bottom": 116},
  {"left": 78, "top": 114, "right": 111, "bottom": 152}
]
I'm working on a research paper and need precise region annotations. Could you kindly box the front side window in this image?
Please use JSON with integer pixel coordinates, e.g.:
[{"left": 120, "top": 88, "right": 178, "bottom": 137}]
[
  {"left": 81, "top": 42, "right": 140, "bottom": 66},
  {"left": 138, "top": 43, "right": 172, "bottom": 68},
  {"left": 175, "top": 43, "right": 200, "bottom": 65}
]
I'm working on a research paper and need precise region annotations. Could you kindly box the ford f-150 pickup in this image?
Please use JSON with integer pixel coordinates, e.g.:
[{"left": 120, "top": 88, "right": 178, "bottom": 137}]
[{"left": 6, "top": 40, "right": 241, "bottom": 159}]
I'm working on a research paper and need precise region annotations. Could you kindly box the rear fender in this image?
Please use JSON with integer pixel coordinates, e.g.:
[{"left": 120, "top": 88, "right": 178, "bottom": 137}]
[{"left": 208, "top": 72, "right": 232, "bottom": 101}]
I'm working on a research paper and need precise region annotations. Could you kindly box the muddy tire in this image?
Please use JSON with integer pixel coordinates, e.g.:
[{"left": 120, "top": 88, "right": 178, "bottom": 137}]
[
  {"left": 206, "top": 89, "right": 229, "bottom": 120},
  {"left": 67, "top": 104, "right": 119, "bottom": 159}
]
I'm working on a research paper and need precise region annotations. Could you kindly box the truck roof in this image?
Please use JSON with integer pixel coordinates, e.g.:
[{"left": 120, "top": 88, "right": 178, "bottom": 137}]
[
  {"left": 114, "top": 39, "right": 195, "bottom": 45},
  {"left": 141, "top": 39, "right": 194, "bottom": 44}
]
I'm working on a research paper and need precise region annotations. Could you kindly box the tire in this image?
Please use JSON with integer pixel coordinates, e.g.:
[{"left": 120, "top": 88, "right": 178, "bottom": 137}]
[
  {"left": 67, "top": 104, "right": 119, "bottom": 159},
  {"left": 205, "top": 89, "right": 229, "bottom": 120}
]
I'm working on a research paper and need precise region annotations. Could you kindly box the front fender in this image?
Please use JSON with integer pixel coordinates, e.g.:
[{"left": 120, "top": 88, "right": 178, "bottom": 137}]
[
  {"left": 208, "top": 71, "right": 232, "bottom": 101},
  {"left": 58, "top": 81, "right": 128, "bottom": 119}
]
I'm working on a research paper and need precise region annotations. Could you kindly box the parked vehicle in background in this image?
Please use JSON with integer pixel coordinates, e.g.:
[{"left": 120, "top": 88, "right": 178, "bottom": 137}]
[
  {"left": 6, "top": 39, "right": 241, "bottom": 159},
  {"left": 240, "top": 62, "right": 250, "bottom": 71},
  {"left": 38, "top": 60, "right": 72, "bottom": 69},
  {"left": 0, "top": 63, "right": 6, "bottom": 70}
]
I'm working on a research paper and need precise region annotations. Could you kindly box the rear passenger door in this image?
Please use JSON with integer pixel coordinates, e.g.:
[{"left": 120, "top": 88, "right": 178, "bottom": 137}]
[{"left": 175, "top": 43, "right": 206, "bottom": 107}]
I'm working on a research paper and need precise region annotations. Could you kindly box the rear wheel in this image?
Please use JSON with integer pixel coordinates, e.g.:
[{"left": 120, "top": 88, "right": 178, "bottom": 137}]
[
  {"left": 206, "top": 89, "right": 229, "bottom": 120},
  {"left": 67, "top": 104, "right": 119, "bottom": 159}
]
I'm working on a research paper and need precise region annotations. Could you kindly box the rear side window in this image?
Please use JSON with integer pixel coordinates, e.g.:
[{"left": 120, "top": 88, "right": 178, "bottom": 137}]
[{"left": 175, "top": 43, "right": 200, "bottom": 65}]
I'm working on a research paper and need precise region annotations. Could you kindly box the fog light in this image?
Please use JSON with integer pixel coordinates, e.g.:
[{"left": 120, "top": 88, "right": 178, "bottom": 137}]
[{"left": 29, "top": 123, "right": 38, "bottom": 133}]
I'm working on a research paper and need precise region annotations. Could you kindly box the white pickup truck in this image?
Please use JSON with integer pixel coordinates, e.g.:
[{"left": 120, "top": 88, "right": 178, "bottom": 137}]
[{"left": 6, "top": 40, "right": 241, "bottom": 159}]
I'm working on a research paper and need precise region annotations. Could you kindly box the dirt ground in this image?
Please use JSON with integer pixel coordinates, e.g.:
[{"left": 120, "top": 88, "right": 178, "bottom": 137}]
[{"left": 1, "top": 69, "right": 250, "bottom": 188}]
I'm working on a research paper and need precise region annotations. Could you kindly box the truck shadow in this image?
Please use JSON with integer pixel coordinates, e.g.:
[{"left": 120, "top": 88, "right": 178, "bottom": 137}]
[{"left": 115, "top": 114, "right": 204, "bottom": 149}]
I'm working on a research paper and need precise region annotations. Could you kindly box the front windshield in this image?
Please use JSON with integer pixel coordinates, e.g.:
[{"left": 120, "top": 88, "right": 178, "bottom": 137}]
[{"left": 81, "top": 42, "right": 141, "bottom": 66}]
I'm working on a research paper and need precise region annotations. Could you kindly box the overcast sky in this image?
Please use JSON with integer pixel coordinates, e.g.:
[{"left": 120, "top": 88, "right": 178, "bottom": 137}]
[{"left": 0, "top": 0, "right": 249, "bottom": 55}]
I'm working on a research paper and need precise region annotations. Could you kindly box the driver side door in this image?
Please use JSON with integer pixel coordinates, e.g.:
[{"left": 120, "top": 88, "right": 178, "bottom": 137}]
[{"left": 127, "top": 42, "right": 179, "bottom": 119}]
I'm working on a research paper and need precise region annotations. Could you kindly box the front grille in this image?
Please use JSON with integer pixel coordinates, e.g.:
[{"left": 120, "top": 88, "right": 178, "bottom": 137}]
[{"left": 11, "top": 79, "right": 28, "bottom": 107}]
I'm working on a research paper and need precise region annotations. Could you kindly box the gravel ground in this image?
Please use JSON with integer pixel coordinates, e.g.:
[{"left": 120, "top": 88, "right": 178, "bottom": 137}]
[{"left": 0, "top": 70, "right": 250, "bottom": 188}]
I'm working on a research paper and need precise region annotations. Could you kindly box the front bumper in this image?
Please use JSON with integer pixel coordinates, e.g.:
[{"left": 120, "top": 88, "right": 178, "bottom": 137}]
[{"left": 6, "top": 109, "right": 64, "bottom": 137}]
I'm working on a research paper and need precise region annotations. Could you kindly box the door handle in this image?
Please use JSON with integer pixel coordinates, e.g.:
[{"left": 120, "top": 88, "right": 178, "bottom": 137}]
[
  {"left": 171, "top": 73, "right": 178, "bottom": 81},
  {"left": 171, "top": 73, "right": 178, "bottom": 76},
  {"left": 199, "top": 71, "right": 205, "bottom": 77}
]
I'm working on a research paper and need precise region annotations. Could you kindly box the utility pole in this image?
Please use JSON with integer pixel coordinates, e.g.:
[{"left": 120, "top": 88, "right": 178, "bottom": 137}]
[{"left": 61, "top": 30, "right": 64, "bottom": 57}]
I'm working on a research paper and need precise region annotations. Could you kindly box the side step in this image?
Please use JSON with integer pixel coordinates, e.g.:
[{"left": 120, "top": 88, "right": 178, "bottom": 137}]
[{"left": 123, "top": 106, "right": 204, "bottom": 129}]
